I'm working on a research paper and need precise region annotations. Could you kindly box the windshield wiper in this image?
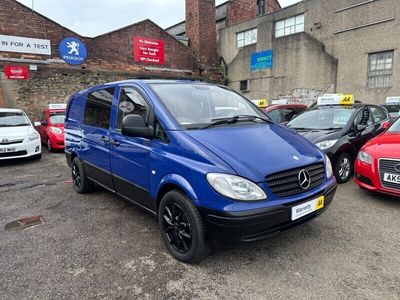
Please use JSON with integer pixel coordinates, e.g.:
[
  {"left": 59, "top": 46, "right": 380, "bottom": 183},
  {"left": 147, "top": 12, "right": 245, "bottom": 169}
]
[
  {"left": 321, "top": 127, "right": 342, "bottom": 130},
  {"left": 288, "top": 127, "right": 312, "bottom": 130},
  {"left": 202, "top": 115, "right": 271, "bottom": 129}
]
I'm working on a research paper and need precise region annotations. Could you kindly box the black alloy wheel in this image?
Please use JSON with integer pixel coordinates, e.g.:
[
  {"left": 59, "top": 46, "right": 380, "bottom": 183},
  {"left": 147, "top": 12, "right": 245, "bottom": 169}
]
[
  {"left": 163, "top": 202, "right": 192, "bottom": 254},
  {"left": 72, "top": 162, "right": 81, "bottom": 190},
  {"left": 158, "top": 190, "right": 210, "bottom": 263},
  {"left": 71, "top": 157, "right": 94, "bottom": 194}
]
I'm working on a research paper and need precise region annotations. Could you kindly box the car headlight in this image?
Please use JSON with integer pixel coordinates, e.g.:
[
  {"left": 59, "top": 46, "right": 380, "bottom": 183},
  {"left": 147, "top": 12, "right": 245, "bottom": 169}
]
[
  {"left": 357, "top": 150, "right": 372, "bottom": 164},
  {"left": 316, "top": 140, "right": 338, "bottom": 150},
  {"left": 28, "top": 132, "right": 40, "bottom": 141},
  {"left": 206, "top": 173, "right": 267, "bottom": 201},
  {"left": 325, "top": 155, "right": 333, "bottom": 178},
  {"left": 49, "top": 127, "right": 62, "bottom": 134}
]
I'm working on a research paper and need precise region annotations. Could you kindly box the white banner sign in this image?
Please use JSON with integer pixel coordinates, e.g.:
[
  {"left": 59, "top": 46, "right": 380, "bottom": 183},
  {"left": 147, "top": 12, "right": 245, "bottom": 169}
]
[{"left": 0, "top": 34, "right": 51, "bottom": 55}]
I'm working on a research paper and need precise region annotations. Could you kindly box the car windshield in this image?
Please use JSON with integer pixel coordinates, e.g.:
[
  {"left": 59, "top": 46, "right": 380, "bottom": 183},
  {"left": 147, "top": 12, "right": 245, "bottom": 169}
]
[
  {"left": 287, "top": 106, "right": 354, "bottom": 130},
  {"left": 50, "top": 112, "right": 66, "bottom": 125},
  {"left": 150, "top": 83, "right": 267, "bottom": 129},
  {"left": 388, "top": 117, "right": 400, "bottom": 132},
  {"left": 0, "top": 112, "right": 30, "bottom": 127}
]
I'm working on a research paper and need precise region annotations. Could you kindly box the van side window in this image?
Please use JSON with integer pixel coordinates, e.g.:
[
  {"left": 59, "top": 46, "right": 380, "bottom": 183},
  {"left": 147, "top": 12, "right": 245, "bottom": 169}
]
[
  {"left": 84, "top": 88, "right": 114, "bottom": 129},
  {"left": 154, "top": 118, "right": 168, "bottom": 143},
  {"left": 117, "top": 87, "right": 149, "bottom": 129}
]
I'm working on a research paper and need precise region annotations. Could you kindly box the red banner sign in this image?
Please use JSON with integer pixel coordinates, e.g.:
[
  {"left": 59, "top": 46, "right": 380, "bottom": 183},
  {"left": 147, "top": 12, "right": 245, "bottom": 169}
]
[
  {"left": 133, "top": 36, "right": 165, "bottom": 65},
  {"left": 4, "top": 65, "right": 29, "bottom": 80}
]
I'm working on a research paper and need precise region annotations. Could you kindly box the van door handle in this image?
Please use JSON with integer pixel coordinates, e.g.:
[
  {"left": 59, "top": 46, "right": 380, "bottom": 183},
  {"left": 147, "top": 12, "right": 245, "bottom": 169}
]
[
  {"left": 100, "top": 136, "right": 109, "bottom": 143},
  {"left": 110, "top": 139, "right": 120, "bottom": 146}
]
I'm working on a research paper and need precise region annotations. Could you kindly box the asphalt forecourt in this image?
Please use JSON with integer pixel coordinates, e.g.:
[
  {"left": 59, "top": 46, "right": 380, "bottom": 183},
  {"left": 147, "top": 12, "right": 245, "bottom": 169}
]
[{"left": 0, "top": 151, "right": 398, "bottom": 299}]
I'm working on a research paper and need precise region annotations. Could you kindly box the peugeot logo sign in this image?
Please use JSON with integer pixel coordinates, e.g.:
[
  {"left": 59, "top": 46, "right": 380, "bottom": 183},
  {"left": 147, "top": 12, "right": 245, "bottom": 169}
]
[
  {"left": 1, "top": 138, "right": 9, "bottom": 144},
  {"left": 298, "top": 169, "right": 311, "bottom": 190},
  {"left": 395, "top": 164, "right": 400, "bottom": 173}
]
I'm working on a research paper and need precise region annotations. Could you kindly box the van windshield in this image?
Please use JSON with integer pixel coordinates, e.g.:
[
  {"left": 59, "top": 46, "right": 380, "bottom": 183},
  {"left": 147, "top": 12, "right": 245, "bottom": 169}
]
[
  {"left": 150, "top": 83, "right": 267, "bottom": 129},
  {"left": 0, "top": 112, "right": 30, "bottom": 127}
]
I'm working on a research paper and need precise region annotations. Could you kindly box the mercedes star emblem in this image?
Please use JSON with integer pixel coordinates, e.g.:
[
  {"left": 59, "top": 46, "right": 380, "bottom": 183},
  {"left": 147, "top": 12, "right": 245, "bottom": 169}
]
[
  {"left": 395, "top": 164, "right": 400, "bottom": 173},
  {"left": 298, "top": 169, "right": 311, "bottom": 190}
]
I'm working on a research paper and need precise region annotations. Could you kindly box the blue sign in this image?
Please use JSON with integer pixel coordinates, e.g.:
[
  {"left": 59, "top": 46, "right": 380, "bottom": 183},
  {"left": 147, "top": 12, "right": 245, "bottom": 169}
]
[
  {"left": 250, "top": 49, "right": 273, "bottom": 71},
  {"left": 59, "top": 37, "right": 87, "bottom": 65}
]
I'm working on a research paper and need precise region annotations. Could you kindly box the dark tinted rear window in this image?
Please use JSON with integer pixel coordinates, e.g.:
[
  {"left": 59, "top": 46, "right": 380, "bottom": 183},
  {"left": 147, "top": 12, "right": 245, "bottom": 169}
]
[{"left": 83, "top": 88, "right": 115, "bottom": 129}]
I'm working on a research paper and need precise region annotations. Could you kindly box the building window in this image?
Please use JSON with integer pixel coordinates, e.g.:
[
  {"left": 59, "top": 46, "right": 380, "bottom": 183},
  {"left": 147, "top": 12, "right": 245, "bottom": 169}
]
[
  {"left": 236, "top": 28, "right": 257, "bottom": 48},
  {"left": 257, "top": 0, "right": 265, "bottom": 16},
  {"left": 240, "top": 80, "right": 249, "bottom": 92},
  {"left": 367, "top": 51, "right": 394, "bottom": 88},
  {"left": 275, "top": 14, "right": 305, "bottom": 38}
]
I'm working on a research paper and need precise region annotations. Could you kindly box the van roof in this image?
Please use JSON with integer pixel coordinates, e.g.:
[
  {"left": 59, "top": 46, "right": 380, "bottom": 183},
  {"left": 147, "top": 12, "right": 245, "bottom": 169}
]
[{"left": 77, "top": 79, "right": 207, "bottom": 93}]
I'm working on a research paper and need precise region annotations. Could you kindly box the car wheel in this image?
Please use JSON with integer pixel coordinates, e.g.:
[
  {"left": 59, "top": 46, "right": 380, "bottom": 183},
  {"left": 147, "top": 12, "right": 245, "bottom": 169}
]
[
  {"left": 71, "top": 157, "right": 94, "bottom": 194},
  {"left": 47, "top": 139, "right": 52, "bottom": 152},
  {"left": 158, "top": 190, "right": 210, "bottom": 263},
  {"left": 334, "top": 154, "right": 353, "bottom": 183}
]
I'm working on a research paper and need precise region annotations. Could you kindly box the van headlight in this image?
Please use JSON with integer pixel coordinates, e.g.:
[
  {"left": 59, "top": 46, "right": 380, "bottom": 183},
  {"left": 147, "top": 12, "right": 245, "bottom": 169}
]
[
  {"left": 316, "top": 139, "right": 337, "bottom": 150},
  {"left": 325, "top": 155, "right": 333, "bottom": 178},
  {"left": 28, "top": 132, "right": 40, "bottom": 141},
  {"left": 206, "top": 173, "right": 266, "bottom": 201},
  {"left": 357, "top": 151, "right": 372, "bottom": 164}
]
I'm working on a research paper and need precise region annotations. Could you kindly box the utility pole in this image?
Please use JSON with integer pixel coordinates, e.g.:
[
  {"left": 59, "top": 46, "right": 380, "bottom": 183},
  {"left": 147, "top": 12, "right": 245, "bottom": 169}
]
[{"left": 32, "top": 0, "right": 34, "bottom": 10}]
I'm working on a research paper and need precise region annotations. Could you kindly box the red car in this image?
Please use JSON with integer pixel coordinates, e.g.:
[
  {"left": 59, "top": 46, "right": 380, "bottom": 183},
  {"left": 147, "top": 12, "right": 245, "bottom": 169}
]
[
  {"left": 35, "top": 104, "right": 66, "bottom": 151},
  {"left": 354, "top": 117, "right": 400, "bottom": 196},
  {"left": 263, "top": 104, "right": 308, "bottom": 125}
]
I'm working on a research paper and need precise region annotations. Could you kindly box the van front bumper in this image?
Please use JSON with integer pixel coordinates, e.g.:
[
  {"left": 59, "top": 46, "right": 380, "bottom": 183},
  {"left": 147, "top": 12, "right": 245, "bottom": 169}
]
[{"left": 200, "top": 182, "right": 337, "bottom": 248}]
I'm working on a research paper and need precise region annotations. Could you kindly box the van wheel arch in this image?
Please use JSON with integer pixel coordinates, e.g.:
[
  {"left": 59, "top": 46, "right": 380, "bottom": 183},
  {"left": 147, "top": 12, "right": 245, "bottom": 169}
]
[{"left": 156, "top": 184, "right": 186, "bottom": 215}]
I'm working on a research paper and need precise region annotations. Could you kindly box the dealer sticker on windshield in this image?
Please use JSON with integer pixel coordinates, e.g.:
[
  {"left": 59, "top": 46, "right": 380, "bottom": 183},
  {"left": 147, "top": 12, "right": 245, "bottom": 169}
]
[
  {"left": 383, "top": 173, "right": 400, "bottom": 185},
  {"left": 291, "top": 196, "right": 324, "bottom": 221}
]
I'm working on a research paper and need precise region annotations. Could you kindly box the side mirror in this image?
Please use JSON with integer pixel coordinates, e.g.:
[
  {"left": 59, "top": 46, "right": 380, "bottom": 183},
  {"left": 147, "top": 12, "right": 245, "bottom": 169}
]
[
  {"left": 121, "top": 114, "right": 153, "bottom": 139},
  {"left": 34, "top": 121, "right": 41, "bottom": 127},
  {"left": 356, "top": 124, "right": 367, "bottom": 132},
  {"left": 382, "top": 121, "right": 391, "bottom": 129}
]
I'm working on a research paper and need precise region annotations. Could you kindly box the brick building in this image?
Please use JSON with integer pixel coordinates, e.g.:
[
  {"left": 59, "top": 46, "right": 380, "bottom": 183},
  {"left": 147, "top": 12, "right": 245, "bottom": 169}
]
[
  {"left": 0, "top": 0, "right": 224, "bottom": 119},
  {"left": 0, "top": 0, "right": 283, "bottom": 119}
]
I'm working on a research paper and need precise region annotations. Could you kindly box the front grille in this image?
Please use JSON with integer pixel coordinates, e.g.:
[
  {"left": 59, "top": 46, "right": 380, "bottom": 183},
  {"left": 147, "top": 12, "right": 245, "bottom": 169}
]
[
  {"left": 266, "top": 163, "right": 325, "bottom": 197},
  {"left": 0, "top": 139, "right": 24, "bottom": 145},
  {"left": 379, "top": 159, "right": 400, "bottom": 190},
  {"left": 0, "top": 150, "right": 27, "bottom": 158}
]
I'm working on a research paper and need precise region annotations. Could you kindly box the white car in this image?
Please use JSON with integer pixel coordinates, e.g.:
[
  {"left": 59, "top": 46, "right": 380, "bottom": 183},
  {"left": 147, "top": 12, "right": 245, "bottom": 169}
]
[{"left": 0, "top": 108, "right": 42, "bottom": 160}]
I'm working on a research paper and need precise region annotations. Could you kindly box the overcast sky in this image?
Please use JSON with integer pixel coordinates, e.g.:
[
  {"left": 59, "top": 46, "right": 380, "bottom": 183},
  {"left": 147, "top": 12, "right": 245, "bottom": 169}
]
[{"left": 16, "top": 0, "right": 302, "bottom": 37}]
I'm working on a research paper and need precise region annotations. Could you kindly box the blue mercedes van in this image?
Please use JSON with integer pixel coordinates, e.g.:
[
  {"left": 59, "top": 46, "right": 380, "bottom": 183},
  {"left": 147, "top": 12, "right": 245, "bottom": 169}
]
[{"left": 65, "top": 80, "right": 337, "bottom": 263}]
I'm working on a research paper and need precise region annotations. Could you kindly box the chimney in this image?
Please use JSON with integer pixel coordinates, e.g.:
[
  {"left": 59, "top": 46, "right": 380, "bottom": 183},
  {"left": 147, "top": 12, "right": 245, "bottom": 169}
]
[
  {"left": 185, "top": 0, "right": 217, "bottom": 68},
  {"left": 227, "top": 0, "right": 281, "bottom": 27}
]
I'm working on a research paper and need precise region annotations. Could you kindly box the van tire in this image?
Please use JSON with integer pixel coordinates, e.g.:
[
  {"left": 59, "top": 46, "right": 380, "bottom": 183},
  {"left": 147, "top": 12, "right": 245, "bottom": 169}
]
[
  {"left": 334, "top": 153, "right": 353, "bottom": 183},
  {"left": 158, "top": 190, "right": 210, "bottom": 263},
  {"left": 71, "top": 157, "right": 94, "bottom": 194}
]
